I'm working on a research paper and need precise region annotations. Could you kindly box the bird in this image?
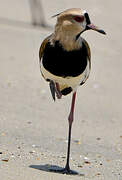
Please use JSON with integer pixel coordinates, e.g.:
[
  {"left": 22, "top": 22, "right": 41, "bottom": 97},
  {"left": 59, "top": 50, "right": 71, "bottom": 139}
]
[{"left": 39, "top": 8, "right": 106, "bottom": 174}]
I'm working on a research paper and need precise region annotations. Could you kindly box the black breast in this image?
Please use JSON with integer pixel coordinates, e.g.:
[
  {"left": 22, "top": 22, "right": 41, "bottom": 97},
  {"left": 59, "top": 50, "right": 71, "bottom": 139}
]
[{"left": 42, "top": 41, "right": 88, "bottom": 77}]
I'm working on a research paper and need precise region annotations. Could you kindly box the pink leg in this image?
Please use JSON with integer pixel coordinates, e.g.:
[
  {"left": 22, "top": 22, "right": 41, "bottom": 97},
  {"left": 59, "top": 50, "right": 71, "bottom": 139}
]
[
  {"left": 65, "top": 91, "right": 77, "bottom": 171},
  {"left": 49, "top": 91, "right": 78, "bottom": 174},
  {"left": 68, "top": 91, "right": 76, "bottom": 125}
]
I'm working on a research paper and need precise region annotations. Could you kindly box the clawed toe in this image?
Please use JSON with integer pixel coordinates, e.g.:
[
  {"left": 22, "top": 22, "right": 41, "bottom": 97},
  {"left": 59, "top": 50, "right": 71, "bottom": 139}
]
[{"left": 49, "top": 167, "right": 78, "bottom": 175}]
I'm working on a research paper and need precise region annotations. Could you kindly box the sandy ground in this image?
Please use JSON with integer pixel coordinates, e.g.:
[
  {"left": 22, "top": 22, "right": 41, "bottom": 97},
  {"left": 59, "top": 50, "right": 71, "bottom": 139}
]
[{"left": 0, "top": 0, "right": 122, "bottom": 179}]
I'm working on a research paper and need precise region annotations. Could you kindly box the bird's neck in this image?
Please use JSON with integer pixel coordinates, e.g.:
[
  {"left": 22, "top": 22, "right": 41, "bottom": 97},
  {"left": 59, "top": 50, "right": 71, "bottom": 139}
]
[{"left": 52, "top": 23, "right": 82, "bottom": 51}]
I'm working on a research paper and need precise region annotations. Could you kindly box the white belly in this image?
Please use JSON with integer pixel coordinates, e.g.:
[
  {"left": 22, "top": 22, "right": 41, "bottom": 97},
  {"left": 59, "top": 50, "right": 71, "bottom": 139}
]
[{"left": 40, "top": 59, "right": 90, "bottom": 89}]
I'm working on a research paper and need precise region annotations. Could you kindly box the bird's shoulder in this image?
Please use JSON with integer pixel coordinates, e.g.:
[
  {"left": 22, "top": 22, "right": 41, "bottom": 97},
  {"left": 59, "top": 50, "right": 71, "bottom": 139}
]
[
  {"left": 81, "top": 38, "right": 91, "bottom": 60},
  {"left": 39, "top": 34, "right": 52, "bottom": 61}
]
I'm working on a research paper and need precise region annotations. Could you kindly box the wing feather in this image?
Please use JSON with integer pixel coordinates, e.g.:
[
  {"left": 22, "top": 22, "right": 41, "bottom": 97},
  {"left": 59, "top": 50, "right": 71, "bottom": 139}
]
[
  {"left": 80, "top": 38, "right": 91, "bottom": 85},
  {"left": 82, "top": 38, "right": 91, "bottom": 62},
  {"left": 39, "top": 35, "right": 52, "bottom": 62}
]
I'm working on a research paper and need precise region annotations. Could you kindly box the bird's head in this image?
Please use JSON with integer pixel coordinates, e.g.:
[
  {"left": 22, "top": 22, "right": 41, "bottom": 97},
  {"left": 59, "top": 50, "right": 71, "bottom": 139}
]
[{"left": 53, "top": 8, "right": 106, "bottom": 40}]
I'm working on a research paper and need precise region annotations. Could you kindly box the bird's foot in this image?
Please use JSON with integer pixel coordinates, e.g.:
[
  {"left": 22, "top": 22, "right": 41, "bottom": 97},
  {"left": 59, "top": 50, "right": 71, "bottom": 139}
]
[
  {"left": 55, "top": 89, "right": 62, "bottom": 99},
  {"left": 49, "top": 166, "right": 78, "bottom": 175},
  {"left": 55, "top": 83, "right": 62, "bottom": 99},
  {"left": 57, "top": 168, "right": 78, "bottom": 175}
]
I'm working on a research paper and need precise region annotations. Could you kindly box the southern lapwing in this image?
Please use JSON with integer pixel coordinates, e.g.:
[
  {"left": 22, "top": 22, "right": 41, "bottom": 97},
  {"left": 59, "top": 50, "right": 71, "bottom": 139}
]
[{"left": 39, "top": 8, "right": 106, "bottom": 174}]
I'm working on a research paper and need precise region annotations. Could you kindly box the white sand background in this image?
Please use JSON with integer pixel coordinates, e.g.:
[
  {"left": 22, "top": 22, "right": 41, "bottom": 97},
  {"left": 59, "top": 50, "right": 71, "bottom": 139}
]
[{"left": 0, "top": 0, "right": 122, "bottom": 179}]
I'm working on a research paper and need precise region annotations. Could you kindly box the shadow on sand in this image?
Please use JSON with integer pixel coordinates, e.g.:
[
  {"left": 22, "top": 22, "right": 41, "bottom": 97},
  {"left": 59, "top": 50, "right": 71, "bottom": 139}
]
[{"left": 29, "top": 164, "right": 85, "bottom": 176}]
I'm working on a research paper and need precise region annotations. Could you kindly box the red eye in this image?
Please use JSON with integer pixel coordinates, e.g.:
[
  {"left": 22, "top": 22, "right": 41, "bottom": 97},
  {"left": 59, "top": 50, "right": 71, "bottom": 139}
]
[{"left": 74, "top": 16, "right": 84, "bottom": 23}]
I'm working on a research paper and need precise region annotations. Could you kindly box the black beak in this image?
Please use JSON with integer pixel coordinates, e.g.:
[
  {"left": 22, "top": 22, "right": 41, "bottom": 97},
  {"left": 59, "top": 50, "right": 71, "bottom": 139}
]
[{"left": 86, "top": 23, "right": 106, "bottom": 35}]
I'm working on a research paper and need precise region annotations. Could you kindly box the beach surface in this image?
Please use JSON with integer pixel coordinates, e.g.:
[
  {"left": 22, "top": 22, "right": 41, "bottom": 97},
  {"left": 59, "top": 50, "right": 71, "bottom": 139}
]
[{"left": 0, "top": 0, "right": 122, "bottom": 179}]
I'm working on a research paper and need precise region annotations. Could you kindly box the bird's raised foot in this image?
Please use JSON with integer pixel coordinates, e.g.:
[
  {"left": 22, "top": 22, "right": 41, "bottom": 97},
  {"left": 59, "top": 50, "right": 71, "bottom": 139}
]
[
  {"left": 55, "top": 89, "right": 62, "bottom": 99},
  {"left": 55, "top": 83, "right": 62, "bottom": 99}
]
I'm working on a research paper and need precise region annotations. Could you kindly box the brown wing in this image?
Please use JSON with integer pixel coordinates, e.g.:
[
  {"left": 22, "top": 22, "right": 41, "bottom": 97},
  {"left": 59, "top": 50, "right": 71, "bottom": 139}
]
[
  {"left": 82, "top": 38, "right": 91, "bottom": 63},
  {"left": 80, "top": 38, "right": 91, "bottom": 86},
  {"left": 39, "top": 34, "right": 52, "bottom": 62}
]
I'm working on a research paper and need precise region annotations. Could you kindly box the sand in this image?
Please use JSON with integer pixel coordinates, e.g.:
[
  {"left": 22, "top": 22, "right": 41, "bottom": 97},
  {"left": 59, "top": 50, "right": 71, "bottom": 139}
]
[{"left": 0, "top": 0, "right": 122, "bottom": 179}]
